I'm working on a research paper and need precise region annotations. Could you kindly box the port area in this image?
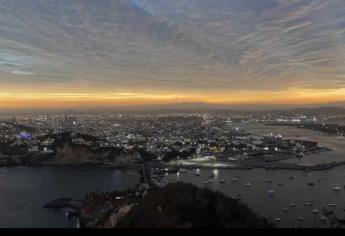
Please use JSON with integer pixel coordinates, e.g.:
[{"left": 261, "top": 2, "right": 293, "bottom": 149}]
[{"left": 162, "top": 148, "right": 341, "bottom": 172}]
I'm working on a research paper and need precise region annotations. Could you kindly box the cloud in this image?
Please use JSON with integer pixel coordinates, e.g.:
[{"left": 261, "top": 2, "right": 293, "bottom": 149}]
[
  {"left": 11, "top": 70, "right": 34, "bottom": 75},
  {"left": 0, "top": 0, "right": 345, "bottom": 105}
]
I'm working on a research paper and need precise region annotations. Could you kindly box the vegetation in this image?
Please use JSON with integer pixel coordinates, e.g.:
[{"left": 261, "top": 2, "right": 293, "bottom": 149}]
[{"left": 116, "top": 182, "right": 272, "bottom": 228}]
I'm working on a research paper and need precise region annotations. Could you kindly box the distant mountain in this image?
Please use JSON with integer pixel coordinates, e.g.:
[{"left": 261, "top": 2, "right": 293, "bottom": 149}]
[{"left": 1, "top": 101, "right": 345, "bottom": 116}]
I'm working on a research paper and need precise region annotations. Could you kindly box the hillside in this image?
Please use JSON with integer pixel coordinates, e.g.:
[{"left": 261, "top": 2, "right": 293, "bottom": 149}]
[{"left": 112, "top": 182, "right": 272, "bottom": 228}]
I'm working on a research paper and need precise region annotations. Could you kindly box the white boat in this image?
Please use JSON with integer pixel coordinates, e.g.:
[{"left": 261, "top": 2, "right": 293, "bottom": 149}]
[
  {"left": 328, "top": 203, "right": 337, "bottom": 207},
  {"left": 304, "top": 202, "right": 313, "bottom": 206},
  {"left": 320, "top": 216, "right": 328, "bottom": 221},
  {"left": 333, "top": 186, "right": 342, "bottom": 191},
  {"left": 274, "top": 218, "right": 282, "bottom": 222},
  {"left": 231, "top": 193, "right": 241, "bottom": 200},
  {"left": 312, "top": 209, "right": 319, "bottom": 214},
  {"left": 231, "top": 178, "right": 239, "bottom": 182},
  {"left": 195, "top": 169, "right": 200, "bottom": 176},
  {"left": 245, "top": 182, "right": 251, "bottom": 187},
  {"left": 204, "top": 181, "right": 209, "bottom": 185},
  {"left": 282, "top": 208, "right": 289, "bottom": 212},
  {"left": 297, "top": 217, "right": 304, "bottom": 222},
  {"left": 289, "top": 203, "right": 297, "bottom": 207}
]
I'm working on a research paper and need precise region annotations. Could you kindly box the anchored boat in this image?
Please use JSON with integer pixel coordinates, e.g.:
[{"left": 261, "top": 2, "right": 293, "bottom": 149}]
[{"left": 312, "top": 209, "right": 319, "bottom": 214}]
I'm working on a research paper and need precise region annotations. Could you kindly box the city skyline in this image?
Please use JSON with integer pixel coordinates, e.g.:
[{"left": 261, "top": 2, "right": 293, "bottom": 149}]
[{"left": 1, "top": 0, "right": 345, "bottom": 109}]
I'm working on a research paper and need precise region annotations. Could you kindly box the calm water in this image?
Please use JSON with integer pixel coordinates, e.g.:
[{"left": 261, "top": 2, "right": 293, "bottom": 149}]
[
  {"left": 0, "top": 167, "right": 140, "bottom": 228},
  {"left": 1, "top": 165, "right": 344, "bottom": 228},
  {"left": 165, "top": 166, "right": 345, "bottom": 228}
]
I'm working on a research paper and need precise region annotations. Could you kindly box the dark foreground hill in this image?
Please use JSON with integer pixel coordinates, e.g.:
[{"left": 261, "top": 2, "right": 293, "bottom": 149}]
[{"left": 113, "top": 182, "right": 272, "bottom": 228}]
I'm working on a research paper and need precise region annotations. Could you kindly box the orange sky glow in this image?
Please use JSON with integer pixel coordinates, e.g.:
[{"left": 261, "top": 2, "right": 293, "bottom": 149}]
[{"left": 1, "top": 87, "right": 345, "bottom": 108}]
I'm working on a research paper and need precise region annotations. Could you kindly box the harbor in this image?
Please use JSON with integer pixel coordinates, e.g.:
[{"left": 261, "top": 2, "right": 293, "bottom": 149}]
[{"left": 161, "top": 165, "right": 345, "bottom": 228}]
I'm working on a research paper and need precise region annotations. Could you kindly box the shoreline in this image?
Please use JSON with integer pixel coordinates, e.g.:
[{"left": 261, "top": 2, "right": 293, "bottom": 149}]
[
  {"left": 2, "top": 154, "right": 345, "bottom": 172},
  {"left": 0, "top": 162, "right": 142, "bottom": 175}
]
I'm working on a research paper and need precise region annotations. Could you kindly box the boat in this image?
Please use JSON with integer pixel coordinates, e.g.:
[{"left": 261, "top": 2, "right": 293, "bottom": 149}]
[
  {"left": 245, "top": 182, "right": 251, "bottom": 187},
  {"left": 219, "top": 179, "right": 226, "bottom": 184},
  {"left": 297, "top": 217, "right": 304, "bottom": 222},
  {"left": 268, "top": 190, "right": 275, "bottom": 198},
  {"left": 289, "top": 176, "right": 294, "bottom": 180},
  {"left": 320, "top": 216, "right": 328, "bottom": 221},
  {"left": 289, "top": 203, "right": 297, "bottom": 207},
  {"left": 282, "top": 208, "right": 289, "bottom": 212},
  {"left": 195, "top": 169, "right": 200, "bottom": 176},
  {"left": 231, "top": 193, "right": 241, "bottom": 200},
  {"left": 307, "top": 182, "right": 315, "bottom": 186},
  {"left": 274, "top": 218, "right": 282, "bottom": 222},
  {"left": 204, "top": 181, "right": 209, "bottom": 185},
  {"left": 328, "top": 203, "right": 337, "bottom": 207},
  {"left": 179, "top": 168, "right": 187, "bottom": 173},
  {"left": 312, "top": 209, "right": 319, "bottom": 214},
  {"left": 231, "top": 178, "right": 239, "bottom": 182},
  {"left": 333, "top": 187, "right": 342, "bottom": 191},
  {"left": 304, "top": 202, "right": 313, "bottom": 206}
]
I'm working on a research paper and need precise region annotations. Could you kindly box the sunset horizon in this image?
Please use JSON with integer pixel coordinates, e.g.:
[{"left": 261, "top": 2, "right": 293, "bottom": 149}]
[{"left": 1, "top": 0, "right": 345, "bottom": 110}]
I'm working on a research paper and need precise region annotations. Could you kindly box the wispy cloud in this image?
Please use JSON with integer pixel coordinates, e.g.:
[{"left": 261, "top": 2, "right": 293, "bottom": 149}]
[{"left": 1, "top": 0, "right": 345, "bottom": 106}]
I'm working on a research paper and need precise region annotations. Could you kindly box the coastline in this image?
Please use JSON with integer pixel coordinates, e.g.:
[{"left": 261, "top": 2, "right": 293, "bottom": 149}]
[{"left": 2, "top": 153, "right": 345, "bottom": 172}]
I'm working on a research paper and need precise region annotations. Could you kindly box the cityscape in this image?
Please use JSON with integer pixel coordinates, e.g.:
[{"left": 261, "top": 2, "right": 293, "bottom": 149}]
[{"left": 1, "top": 0, "right": 345, "bottom": 229}]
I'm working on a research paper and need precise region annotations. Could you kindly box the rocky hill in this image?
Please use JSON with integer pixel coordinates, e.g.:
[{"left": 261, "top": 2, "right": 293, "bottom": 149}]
[{"left": 106, "top": 182, "right": 272, "bottom": 228}]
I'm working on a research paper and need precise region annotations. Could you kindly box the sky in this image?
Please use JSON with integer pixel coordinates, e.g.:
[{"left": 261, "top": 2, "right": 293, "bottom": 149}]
[{"left": 1, "top": 0, "right": 345, "bottom": 109}]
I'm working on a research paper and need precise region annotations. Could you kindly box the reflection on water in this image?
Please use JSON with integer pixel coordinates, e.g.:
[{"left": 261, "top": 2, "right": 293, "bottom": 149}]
[{"left": 164, "top": 166, "right": 345, "bottom": 228}]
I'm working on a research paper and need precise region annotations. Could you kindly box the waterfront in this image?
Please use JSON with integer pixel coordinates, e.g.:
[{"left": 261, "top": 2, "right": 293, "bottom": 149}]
[
  {"left": 161, "top": 123, "right": 345, "bottom": 227},
  {"left": 164, "top": 165, "right": 345, "bottom": 228},
  {"left": 235, "top": 122, "right": 345, "bottom": 165},
  {"left": 0, "top": 167, "right": 140, "bottom": 228},
  {"left": 1, "top": 119, "right": 345, "bottom": 228}
]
